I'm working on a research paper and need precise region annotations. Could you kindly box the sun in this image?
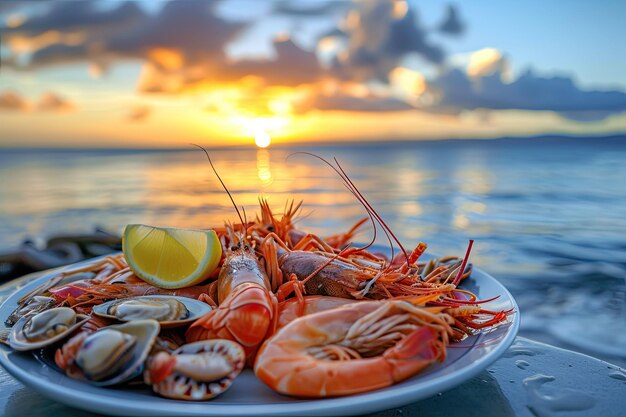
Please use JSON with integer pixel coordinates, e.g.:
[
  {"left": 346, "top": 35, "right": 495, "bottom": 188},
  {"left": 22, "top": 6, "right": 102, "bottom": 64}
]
[{"left": 254, "top": 130, "right": 271, "bottom": 148}]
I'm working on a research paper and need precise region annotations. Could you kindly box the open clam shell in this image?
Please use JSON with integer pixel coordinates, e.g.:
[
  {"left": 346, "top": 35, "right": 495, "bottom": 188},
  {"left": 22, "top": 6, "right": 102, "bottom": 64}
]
[
  {"left": 9, "top": 307, "right": 90, "bottom": 351},
  {"left": 92, "top": 296, "right": 211, "bottom": 329},
  {"left": 67, "top": 319, "right": 160, "bottom": 386},
  {"left": 144, "top": 339, "right": 245, "bottom": 400}
]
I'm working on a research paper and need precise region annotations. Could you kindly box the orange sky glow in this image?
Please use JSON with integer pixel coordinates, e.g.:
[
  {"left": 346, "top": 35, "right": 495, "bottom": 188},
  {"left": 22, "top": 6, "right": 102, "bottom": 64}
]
[{"left": 1, "top": 1, "right": 625, "bottom": 148}]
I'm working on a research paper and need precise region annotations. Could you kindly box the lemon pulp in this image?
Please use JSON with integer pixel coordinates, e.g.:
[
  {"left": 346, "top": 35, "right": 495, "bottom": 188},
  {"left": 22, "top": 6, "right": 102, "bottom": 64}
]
[{"left": 123, "top": 224, "right": 222, "bottom": 289}]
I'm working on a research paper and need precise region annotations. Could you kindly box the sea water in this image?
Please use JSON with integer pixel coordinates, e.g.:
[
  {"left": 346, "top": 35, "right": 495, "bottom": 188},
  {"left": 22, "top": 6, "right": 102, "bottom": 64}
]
[{"left": 1, "top": 137, "right": 625, "bottom": 363}]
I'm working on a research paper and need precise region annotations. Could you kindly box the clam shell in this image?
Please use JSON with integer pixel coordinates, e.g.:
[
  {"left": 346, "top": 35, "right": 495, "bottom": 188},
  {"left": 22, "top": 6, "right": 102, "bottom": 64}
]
[
  {"left": 75, "top": 329, "right": 137, "bottom": 382},
  {"left": 9, "top": 308, "right": 90, "bottom": 351},
  {"left": 92, "top": 296, "right": 211, "bottom": 328},
  {"left": 69, "top": 319, "right": 160, "bottom": 386},
  {"left": 145, "top": 340, "right": 245, "bottom": 400}
]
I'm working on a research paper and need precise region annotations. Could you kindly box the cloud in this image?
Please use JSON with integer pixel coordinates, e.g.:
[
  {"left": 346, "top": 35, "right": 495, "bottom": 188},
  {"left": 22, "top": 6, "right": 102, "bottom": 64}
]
[
  {"left": 293, "top": 81, "right": 414, "bottom": 113},
  {"left": 429, "top": 67, "right": 626, "bottom": 120},
  {"left": 438, "top": 5, "right": 464, "bottom": 36},
  {"left": 329, "top": 1, "right": 445, "bottom": 82},
  {"left": 2, "top": 2, "right": 144, "bottom": 38},
  {"left": 127, "top": 105, "right": 151, "bottom": 122},
  {"left": 467, "top": 48, "right": 509, "bottom": 79},
  {"left": 2, "top": 0, "right": 440, "bottom": 91},
  {"left": 224, "top": 38, "right": 321, "bottom": 86},
  {"left": 294, "top": 91, "right": 413, "bottom": 113},
  {"left": 37, "top": 92, "right": 76, "bottom": 112},
  {"left": 272, "top": 1, "right": 349, "bottom": 17},
  {"left": 137, "top": 37, "right": 322, "bottom": 93},
  {"left": 3, "top": 1, "right": 321, "bottom": 92},
  {"left": 2, "top": 0, "right": 626, "bottom": 122},
  {"left": 0, "top": 1, "right": 43, "bottom": 14},
  {"left": 0, "top": 90, "right": 30, "bottom": 111},
  {"left": 0, "top": 90, "right": 76, "bottom": 112},
  {"left": 1, "top": 2, "right": 145, "bottom": 61},
  {"left": 4, "top": 0, "right": 245, "bottom": 72}
]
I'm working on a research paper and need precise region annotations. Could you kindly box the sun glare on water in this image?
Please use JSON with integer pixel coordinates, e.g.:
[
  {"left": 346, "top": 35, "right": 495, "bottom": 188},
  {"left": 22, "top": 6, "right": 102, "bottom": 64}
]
[{"left": 255, "top": 130, "right": 271, "bottom": 148}]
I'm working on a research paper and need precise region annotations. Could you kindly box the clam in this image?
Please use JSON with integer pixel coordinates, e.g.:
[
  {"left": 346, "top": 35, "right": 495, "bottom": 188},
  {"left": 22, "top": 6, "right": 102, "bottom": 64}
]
[
  {"left": 5, "top": 296, "right": 56, "bottom": 327},
  {"left": 6, "top": 270, "right": 95, "bottom": 327},
  {"left": 66, "top": 319, "right": 160, "bottom": 386},
  {"left": 9, "top": 307, "right": 89, "bottom": 351},
  {"left": 75, "top": 329, "right": 137, "bottom": 381},
  {"left": 144, "top": 340, "right": 245, "bottom": 400},
  {"left": 92, "top": 296, "right": 211, "bottom": 328}
]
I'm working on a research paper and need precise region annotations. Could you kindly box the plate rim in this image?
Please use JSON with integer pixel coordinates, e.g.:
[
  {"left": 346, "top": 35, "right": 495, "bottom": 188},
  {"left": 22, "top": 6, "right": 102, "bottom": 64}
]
[{"left": 0, "top": 254, "right": 519, "bottom": 416}]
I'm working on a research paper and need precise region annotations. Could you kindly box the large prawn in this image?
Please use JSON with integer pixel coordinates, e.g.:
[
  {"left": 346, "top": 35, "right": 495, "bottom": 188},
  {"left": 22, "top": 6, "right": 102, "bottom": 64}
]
[
  {"left": 184, "top": 145, "right": 276, "bottom": 364},
  {"left": 254, "top": 298, "right": 453, "bottom": 397},
  {"left": 185, "top": 237, "right": 276, "bottom": 363}
]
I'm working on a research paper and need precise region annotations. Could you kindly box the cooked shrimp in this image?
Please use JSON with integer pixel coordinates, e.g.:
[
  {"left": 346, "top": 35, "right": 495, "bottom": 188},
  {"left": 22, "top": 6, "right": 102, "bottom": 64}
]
[
  {"left": 254, "top": 299, "right": 453, "bottom": 397},
  {"left": 185, "top": 240, "right": 276, "bottom": 364}
]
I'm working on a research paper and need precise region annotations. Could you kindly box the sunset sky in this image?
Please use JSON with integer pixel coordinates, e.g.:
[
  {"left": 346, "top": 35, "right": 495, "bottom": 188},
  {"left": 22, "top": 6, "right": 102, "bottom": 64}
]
[{"left": 1, "top": 0, "right": 625, "bottom": 148}]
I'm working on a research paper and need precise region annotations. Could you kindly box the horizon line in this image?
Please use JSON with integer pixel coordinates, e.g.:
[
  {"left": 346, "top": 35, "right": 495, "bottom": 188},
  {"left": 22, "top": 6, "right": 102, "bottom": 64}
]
[{"left": 1, "top": 132, "right": 625, "bottom": 152}]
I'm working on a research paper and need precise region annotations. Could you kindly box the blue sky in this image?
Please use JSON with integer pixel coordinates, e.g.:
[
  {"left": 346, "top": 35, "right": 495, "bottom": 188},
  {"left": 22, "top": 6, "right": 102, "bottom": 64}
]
[{"left": 421, "top": 0, "right": 626, "bottom": 89}]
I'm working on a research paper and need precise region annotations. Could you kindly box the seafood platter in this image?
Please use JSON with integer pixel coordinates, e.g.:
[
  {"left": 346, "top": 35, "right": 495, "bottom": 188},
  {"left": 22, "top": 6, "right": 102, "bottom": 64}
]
[{"left": 0, "top": 153, "right": 518, "bottom": 416}]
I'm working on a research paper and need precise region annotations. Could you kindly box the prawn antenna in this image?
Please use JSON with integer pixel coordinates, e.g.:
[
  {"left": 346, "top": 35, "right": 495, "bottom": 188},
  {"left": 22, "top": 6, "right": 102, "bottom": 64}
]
[
  {"left": 288, "top": 152, "right": 409, "bottom": 264},
  {"left": 241, "top": 205, "right": 249, "bottom": 244},
  {"left": 191, "top": 144, "right": 246, "bottom": 228}
]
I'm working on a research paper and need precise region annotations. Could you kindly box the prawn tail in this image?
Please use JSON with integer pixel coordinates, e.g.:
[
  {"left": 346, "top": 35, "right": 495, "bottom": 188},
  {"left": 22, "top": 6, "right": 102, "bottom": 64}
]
[{"left": 384, "top": 326, "right": 443, "bottom": 382}]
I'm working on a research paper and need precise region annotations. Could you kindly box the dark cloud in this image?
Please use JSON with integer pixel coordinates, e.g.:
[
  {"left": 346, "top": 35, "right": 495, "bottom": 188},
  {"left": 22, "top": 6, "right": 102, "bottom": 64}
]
[
  {"left": 329, "top": 1, "right": 445, "bottom": 83},
  {"left": 137, "top": 37, "right": 322, "bottom": 93},
  {"left": 5, "top": 1, "right": 319, "bottom": 92},
  {"left": 386, "top": 10, "right": 444, "bottom": 62},
  {"left": 438, "top": 5, "right": 464, "bottom": 36},
  {"left": 272, "top": 1, "right": 349, "bottom": 17},
  {"left": 2, "top": 2, "right": 144, "bottom": 37},
  {"left": 106, "top": 1, "right": 243, "bottom": 64},
  {"left": 430, "top": 68, "right": 626, "bottom": 120},
  {"left": 294, "top": 89, "right": 414, "bottom": 113},
  {"left": 4, "top": 0, "right": 245, "bottom": 69},
  {"left": 0, "top": 1, "right": 45, "bottom": 14},
  {"left": 2, "top": 0, "right": 439, "bottom": 90},
  {"left": 225, "top": 38, "right": 321, "bottom": 86},
  {"left": 0, "top": 90, "right": 30, "bottom": 111}
]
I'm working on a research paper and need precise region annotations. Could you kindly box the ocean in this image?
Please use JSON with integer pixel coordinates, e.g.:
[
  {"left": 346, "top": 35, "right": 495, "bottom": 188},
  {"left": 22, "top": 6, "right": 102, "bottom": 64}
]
[{"left": 1, "top": 137, "right": 625, "bottom": 364}]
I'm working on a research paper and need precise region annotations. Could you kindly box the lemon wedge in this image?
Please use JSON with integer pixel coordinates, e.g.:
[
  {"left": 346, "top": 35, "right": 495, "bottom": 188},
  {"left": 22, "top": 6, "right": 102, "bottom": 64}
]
[{"left": 123, "top": 224, "right": 222, "bottom": 289}]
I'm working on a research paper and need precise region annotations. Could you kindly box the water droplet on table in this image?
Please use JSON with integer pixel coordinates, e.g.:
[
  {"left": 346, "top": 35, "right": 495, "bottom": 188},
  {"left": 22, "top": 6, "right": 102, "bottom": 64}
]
[
  {"left": 504, "top": 341, "right": 541, "bottom": 358},
  {"left": 608, "top": 371, "right": 626, "bottom": 381},
  {"left": 523, "top": 374, "right": 596, "bottom": 417}
]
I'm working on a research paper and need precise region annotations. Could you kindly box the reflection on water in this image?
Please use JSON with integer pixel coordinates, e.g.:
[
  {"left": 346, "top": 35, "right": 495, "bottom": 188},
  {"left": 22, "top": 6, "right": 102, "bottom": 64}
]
[
  {"left": 256, "top": 149, "right": 273, "bottom": 187},
  {"left": 1, "top": 139, "right": 626, "bottom": 361}
]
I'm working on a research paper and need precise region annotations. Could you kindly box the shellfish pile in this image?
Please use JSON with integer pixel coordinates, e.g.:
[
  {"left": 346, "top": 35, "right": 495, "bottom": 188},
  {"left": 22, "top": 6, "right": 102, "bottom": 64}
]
[{"left": 4, "top": 285, "right": 245, "bottom": 400}]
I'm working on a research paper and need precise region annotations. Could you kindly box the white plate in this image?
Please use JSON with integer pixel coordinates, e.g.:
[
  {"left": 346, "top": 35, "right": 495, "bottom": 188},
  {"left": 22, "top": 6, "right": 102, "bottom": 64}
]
[{"left": 0, "top": 254, "right": 519, "bottom": 416}]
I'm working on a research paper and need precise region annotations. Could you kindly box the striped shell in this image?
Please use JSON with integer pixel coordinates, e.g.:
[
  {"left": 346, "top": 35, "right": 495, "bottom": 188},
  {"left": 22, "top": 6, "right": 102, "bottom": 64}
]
[{"left": 144, "top": 340, "right": 245, "bottom": 400}]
